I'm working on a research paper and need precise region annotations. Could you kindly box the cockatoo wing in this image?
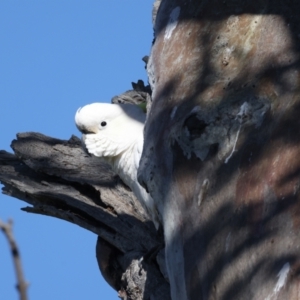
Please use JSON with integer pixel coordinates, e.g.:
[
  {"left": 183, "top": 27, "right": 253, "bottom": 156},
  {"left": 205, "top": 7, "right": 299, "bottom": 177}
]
[{"left": 83, "top": 133, "right": 132, "bottom": 158}]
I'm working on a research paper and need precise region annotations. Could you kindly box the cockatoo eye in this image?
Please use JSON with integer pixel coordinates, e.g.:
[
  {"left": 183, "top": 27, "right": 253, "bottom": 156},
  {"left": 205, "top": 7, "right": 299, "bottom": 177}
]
[{"left": 100, "top": 121, "right": 107, "bottom": 127}]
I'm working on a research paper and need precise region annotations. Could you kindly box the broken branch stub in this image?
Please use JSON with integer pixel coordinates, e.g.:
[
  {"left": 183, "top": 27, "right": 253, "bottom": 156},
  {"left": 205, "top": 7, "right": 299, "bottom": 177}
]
[{"left": 0, "top": 132, "right": 170, "bottom": 300}]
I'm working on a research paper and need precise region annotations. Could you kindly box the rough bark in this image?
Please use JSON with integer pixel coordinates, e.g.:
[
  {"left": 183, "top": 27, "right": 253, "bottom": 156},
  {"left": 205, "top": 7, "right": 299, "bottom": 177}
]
[
  {"left": 139, "top": 0, "right": 300, "bottom": 299},
  {"left": 0, "top": 132, "right": 170, "bottom": 300}
]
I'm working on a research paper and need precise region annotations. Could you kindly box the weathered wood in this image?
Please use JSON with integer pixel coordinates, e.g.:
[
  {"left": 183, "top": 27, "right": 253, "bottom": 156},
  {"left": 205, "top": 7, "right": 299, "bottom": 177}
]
[
  {"left": 140, "top": 0, "right": 300, "bottom": 299},
  {"left": 0, "top": 132, "right": 170, "bottom": 300}
]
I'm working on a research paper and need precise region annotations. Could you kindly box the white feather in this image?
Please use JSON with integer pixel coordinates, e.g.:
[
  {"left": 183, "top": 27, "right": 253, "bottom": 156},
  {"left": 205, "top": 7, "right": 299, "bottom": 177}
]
[{"left": 75, "top": 103, "right": 160, "bottom": 229}]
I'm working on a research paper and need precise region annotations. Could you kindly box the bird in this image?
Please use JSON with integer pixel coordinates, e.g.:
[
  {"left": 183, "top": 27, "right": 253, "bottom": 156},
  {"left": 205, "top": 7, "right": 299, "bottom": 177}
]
[{"left": 75, "top": 102, "right": 160, "bottom": 229}]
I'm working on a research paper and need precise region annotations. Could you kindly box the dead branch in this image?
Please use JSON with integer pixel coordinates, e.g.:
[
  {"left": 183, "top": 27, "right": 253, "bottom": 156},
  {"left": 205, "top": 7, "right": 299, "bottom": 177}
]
[
  {"left": 0, "top": 218, "right": 28, "bottom": 300},
  {"left": 0, "top": 132, "right": 170, "bottom": 300}
]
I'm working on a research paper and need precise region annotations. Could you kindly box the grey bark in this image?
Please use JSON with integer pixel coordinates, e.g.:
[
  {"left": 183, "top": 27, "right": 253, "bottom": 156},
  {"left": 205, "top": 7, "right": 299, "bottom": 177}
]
[
  {"left": 139, "top": 0, "right": 300, "bottom": 299},
  {"left": 0, "top": 132, "right": 170, "bottom": 300}
]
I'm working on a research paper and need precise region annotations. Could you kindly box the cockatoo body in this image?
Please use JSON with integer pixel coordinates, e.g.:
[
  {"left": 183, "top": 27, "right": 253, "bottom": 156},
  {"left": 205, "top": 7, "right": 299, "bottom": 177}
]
[{"left": 75, "top": 103, "right": 160, "bottom": 229}]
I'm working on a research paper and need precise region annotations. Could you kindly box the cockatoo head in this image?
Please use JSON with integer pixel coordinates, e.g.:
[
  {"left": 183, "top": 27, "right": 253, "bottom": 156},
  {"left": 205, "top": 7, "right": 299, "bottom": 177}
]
[{"left": 75, "top": 103, "right": 146, "bottom": 157}]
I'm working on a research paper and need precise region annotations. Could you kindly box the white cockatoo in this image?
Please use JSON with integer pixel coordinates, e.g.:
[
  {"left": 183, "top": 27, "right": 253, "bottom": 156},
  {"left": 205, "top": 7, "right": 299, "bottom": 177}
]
[{"left": 75, "top": 103, "right": 160, "bottom": 229}]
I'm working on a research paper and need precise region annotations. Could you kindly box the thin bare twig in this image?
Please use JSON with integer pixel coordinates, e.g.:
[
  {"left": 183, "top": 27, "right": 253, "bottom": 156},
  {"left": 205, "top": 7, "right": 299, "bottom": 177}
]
[{"left": 0, "top": 218, "right": 28, "bottom": 300}]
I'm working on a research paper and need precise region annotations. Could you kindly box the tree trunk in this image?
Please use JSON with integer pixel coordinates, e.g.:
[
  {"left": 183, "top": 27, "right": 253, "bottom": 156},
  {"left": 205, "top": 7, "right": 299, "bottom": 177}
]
[
  {"left": 139, "top": 0, "right": 300, "bottom": 299},
  {"left": 2, "top": 1, "right": 300, "bottom": 300}
]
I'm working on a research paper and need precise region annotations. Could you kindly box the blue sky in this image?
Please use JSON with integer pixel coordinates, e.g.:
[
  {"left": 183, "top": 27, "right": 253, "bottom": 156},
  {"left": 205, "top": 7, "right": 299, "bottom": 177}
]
[{"left": 0, "top": 1, "right": 153, "bottom": 299}]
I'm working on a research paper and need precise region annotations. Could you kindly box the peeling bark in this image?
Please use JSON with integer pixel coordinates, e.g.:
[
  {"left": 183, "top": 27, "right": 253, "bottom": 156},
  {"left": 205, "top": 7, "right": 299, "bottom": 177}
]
[{"left": 139, "top": 0, "right": 300, "bottom": 299}]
